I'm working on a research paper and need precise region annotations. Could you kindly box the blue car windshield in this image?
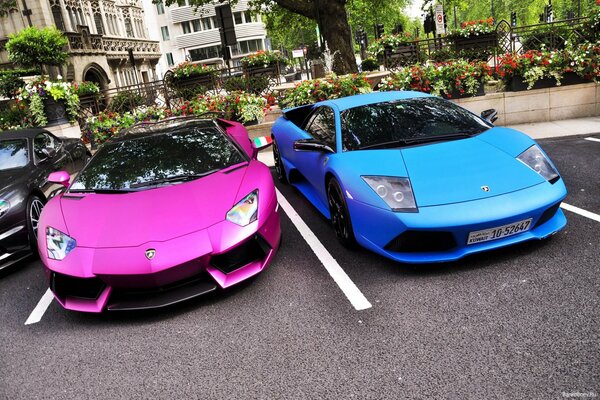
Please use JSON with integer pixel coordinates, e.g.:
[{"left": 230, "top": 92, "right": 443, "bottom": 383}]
[
  {"left": 0, "top": 139, "right": 29, "bottom": 170},
  {"left": 340, "top": 97, "right": 491, "bottom": 151}
]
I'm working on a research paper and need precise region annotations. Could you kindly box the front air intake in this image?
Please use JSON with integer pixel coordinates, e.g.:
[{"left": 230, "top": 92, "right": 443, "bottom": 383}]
[
  {"left": 384, "top": 230, "right": 457, "bottom": 253},
  {"left": 210, "top": 235, "right": 270, "bottom": 274}
]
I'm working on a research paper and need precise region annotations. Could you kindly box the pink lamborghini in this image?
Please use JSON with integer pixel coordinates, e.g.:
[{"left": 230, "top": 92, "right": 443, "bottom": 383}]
[{"left": 37, "top": 117, "right": 281, "bottom": 312}]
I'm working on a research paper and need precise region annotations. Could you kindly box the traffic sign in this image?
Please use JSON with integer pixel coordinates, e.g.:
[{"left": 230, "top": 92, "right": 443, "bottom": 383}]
[{"left": 435, "top": 4, "right": 445, "bottom": 35}]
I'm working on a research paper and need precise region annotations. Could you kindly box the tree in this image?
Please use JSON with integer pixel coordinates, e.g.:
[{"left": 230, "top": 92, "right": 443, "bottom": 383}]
[
  {"left": 5, "top": 26, "right": 68, "bottom": 78},
  {"left": 161, "top": 0, "right": 391, "bottom": 74}
]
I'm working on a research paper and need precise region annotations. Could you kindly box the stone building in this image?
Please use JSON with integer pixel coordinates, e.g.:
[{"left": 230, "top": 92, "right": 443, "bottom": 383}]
[
  {"left": 0, "top": 0, "right": 162, "bottom": 89},
  {"left": 141, "top": 0, "right": 269, "bottom": 78}
]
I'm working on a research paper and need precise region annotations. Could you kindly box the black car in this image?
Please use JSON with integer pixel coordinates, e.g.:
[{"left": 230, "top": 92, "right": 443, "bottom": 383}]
[{"left": 0, "top": 129, "right": 89, "bottom": 270}]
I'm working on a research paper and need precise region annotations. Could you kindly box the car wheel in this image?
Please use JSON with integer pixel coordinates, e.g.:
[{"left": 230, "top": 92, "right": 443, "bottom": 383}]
[
  {"left": 327, "top": 178, "right": 357, "bottom": 248},
  {"left": 27, "top": 195, "right": 45, "bottom": 254},
  {"left": 272, "top": 139, "right": 288, "bottom": 184}
]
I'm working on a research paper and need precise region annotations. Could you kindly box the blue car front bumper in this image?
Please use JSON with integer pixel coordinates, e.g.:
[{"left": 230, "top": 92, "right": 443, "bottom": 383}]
[{"left": 348, "top": 181, "right": 567, "bottom": 263}]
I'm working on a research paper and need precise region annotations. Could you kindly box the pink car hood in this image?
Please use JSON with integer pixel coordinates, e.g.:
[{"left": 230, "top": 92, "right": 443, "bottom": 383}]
[{"left": 60, "top": 164, "right": 249, "bottom": 248}]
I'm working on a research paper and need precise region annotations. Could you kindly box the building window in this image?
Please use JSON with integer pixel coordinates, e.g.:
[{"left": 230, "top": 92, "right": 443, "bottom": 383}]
[
  {"left": 166, "top": 53, "right": 174, "bottom": 66},
  {"left": 212, "top": 16, "right": 220, "bottom": 28},
  {"left": 189, "top": 45, "right": 223, "bottom": 61},
  {"left": 156, "top": 2, "right": 165, "bottom": 15},
  {"left": 192, "top": 19, "right": 201, "bottom": 32},
  {"left": 230, "top": 39, "right": 264, "bottom": 57},
  {"left": 94, "top": 13, "right": 104, "bottom": 35},
  {"left": 182, "top": 21, "right": 191, "bottom": 34},
  {"left": 202, "top": 17, "right": 212, "bottom": 30},
  {"left": 161, "top": 26, "right": 170, "bottom": 40},
  {"left": 125, "top": 18, "right": 134, "bottom": 37},
  {"left": 51, "top": 5, "right": 65, "bottom": 31},
  {"left": 234, "top": 12, "right": 242, "bottom": 24},
  {"left": 244, "top": 11, "right": 252, "bottom": 23}
]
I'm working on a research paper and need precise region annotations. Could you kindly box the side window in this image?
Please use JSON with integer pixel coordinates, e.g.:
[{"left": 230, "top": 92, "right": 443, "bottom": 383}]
[
  {"left": 33, "top": 133, "right": 59, "bottom": 160},
  {"left": 306, "top": 107, "right": 336, "bottom": 151}
]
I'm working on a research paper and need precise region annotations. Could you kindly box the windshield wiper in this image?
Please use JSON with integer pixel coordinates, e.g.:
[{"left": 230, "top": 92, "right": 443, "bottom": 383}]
[
  {"left": 358, "top": 139, "right": 411, "bottom": 150},
  {"left": 129, "top": 171, "right": 218, "bottom": 189},
  {"left": 68, "top": 188, "right": 134, "bottom": 194},
  {"left": 404, "top": 132, "right": 474, "bottom": 145}
]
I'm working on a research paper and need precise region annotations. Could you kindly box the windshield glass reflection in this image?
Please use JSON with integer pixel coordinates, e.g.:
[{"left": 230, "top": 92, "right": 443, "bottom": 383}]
[{"left": 70, "top": 124, "right": 245, "bottom": 191}]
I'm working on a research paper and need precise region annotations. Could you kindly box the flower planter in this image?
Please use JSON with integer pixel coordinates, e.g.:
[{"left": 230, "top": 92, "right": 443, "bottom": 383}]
[
  {"left": 43, "top": 97, "right": 69, "bottom": 126},
  {"left": 453, "top": 32, "right": 498, "bottom": 52},
  {"left": 560, "top": 72, "right": 591, "bottom": 86},
  {"left": 171, "top": 72, "right": 216, "bottom": 89},
  {"left": 508, "top": 76, "right": 556, "bottom": 91}
]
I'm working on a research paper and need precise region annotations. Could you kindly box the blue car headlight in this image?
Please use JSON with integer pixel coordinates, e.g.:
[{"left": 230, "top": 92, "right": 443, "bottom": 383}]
[
  {"left": 0, "top": 199, "right": 9, "bottom": 218},
  {"left": 362, "top": 176, "right": 418, "bottom": 212},
  {"left": 226, "top": 190, "right": 258, "bottom": 226},
  {"left": 517, "top": 145, "right": 559, "bottom": 182},
  {"left": 46, "top": 227, "right": 76, "bottom": 260}
]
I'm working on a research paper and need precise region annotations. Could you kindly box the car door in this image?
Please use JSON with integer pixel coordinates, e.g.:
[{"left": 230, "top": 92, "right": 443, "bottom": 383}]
[{"left": 294, "top": 106, "right": 338, "bottom": 203}]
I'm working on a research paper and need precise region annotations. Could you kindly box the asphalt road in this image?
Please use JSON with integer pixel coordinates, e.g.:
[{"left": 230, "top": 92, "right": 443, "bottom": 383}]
[{"left": 1, "top": 135, "right": 598, "bottom": 399}]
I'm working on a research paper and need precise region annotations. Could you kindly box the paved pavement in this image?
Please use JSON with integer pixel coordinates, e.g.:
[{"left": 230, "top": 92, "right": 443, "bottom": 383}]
[{"left": 1, "top": 134, "right": 599, "bottom": 399}]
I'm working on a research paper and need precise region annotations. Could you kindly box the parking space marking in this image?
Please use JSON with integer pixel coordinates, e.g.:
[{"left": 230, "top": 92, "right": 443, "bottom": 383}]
[
  {"left": 561, "top": 203, "right": 600, "bottom": 223},
  {"left": 25, "top": 289, "right": 54, "bottom": 325},
  {"left": 584, "top": 137, "right": 600, "bottom": 143},
  {"left": 276, "top": 188, "right": 372, "bottom": 311}
]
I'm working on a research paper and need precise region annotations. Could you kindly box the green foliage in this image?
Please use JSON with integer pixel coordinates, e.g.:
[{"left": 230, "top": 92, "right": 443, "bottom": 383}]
[
  {"left": 5, "top": 26, "right": 68, "bottom": 69},
  {"left": 0, "top": 103, "right": 34, "bottom": 131},
  {"left": 223, "top": 76, "right": 270, "bottom": 95},
  {"left": 0, "top": 73, "right": 25, "bottom": 99},
  {"left": 379, "top": 60, "right": 492, "bottom": 97},
  {"left": 360, "top": 58, "right": 380, "bottom": 71},
  {"left": 279, "top": 74, "right": 373, "bottom": 108},
  {"left": 240, "top": 50, "right": 288, "bottom": 67},
  {"left": 73, "top": 81, "right": 100, "bottom": 97},
  {"left": 0, "top": 0, "right": 17, "bottom": 17},
  {"left": 0, "top": 68, "right": 40, "bottom": 78},
  {"left": 107, "top": 91, "right": 145, "bottom": 113},
  {"left": 17, "top": 79, "right": 80, "bottom": 126}
]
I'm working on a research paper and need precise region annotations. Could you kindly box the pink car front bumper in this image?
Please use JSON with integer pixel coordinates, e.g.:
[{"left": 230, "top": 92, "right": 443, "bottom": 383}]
[{"left": 42, "top": 205, "right": 281, "bottom": 313}]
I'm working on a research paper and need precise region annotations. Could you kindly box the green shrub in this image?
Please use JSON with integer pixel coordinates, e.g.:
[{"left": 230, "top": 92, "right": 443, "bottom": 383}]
[
  {"left": 0, "top": 103, "right": 34, "bottom": 131},
  {"left": 279, "top": 74, "right": 372, "bottom": 109},
  {"left": 360, "top": 58, "right": 380, "bottom": 72},
  {"left": 0, "top": 73, "right": 25, "bottom": 98},
  {"left": 5, "top": 26, "right": 68, "bottom": 70},
  {"left": 223, "top": 76, "right": 270, "bottom": 95},
  {"left": 0, "top": 68, "right": 40, "bottom": 78},
  {"left": 74, "top": 81, "right": 100, "bottom": 97},
  {"left": 107, "top": 90, "right": 145, "bottom": 113}
]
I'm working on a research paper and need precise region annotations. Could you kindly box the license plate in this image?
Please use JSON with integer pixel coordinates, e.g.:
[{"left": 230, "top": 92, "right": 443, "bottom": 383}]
[{"left": 467, "top": 218, "right": 533, "bottom": 245}]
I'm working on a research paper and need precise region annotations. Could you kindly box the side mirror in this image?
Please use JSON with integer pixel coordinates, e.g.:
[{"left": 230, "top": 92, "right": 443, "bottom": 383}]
[
  {"left": 293, "top": 139, "right": 334, "bottom": 153},
  {"left": 481, "top": 109, "right": 498, "bottom": 124},
  {"left": 48, "top": 171, "right": 71, "bottom": 188}
]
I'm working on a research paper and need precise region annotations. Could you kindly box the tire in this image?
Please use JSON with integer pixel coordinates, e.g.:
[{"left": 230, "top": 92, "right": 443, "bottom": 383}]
[
  {"left": 272, "top": 139, "right": 288, "bottom": 184},
  {"left": 327, "top": 178, "right": 357, "bottom": 248},
  {"left": 26, "top": 195, "right": 45, "bottom": 255}
]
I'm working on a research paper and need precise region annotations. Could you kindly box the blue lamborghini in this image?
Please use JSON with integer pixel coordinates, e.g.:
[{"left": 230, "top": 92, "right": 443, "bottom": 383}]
[{"left": 271, "top": 91, "right": 567, "bottom": 263}]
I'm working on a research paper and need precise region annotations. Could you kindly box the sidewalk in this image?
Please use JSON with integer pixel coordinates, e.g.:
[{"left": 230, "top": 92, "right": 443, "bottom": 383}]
[
  {"left": 256, "top": 116, "right": 600, "bottom": 167},
  {"left": 506, "top": 116, "right": 600, "bottom": 140}
]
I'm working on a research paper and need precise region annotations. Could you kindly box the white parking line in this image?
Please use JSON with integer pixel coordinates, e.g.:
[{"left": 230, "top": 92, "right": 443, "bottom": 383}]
[
  {"left": 584, "top": 137, "right": 600, "bottom": 143},
  {"left": 25, "top": 289, "right": 54, "bottom": 325},
  {"left": 275, "top": 188, "right": 372, "bottom": 311},
  {"left": 561, "top": 203, "right": 600, "bottom": 223}
]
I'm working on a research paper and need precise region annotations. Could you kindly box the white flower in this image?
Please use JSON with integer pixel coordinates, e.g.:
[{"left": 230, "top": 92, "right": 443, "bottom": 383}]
[{"left": 57, "top": 74, "right": 63, "bottom": 80}]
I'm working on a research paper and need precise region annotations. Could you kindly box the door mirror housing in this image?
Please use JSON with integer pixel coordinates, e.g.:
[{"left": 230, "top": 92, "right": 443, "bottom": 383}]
[
  {"left": 481, "top": 109, "right": 498, "bottom": 124},
  {"left": 48, "top": 171, "right": 71, "bottom": 188},
  {"left": 293, "top": 139, "right": 334, "bottom": 153}
]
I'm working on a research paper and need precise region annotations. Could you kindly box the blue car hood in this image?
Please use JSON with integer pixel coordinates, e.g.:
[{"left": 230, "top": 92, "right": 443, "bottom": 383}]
[{"left": 401, "top": 134, "right": 545, "bottom": 207}]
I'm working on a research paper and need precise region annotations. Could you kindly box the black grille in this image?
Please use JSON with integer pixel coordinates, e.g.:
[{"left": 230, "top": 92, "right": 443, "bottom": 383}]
[
  {"left": 50, "top": 272, "right": 106, "bottom": 300},
  {"left": 533, "top": 202, "right": 561, "bottom": 228},
  {"left": 210, "top": 235, "right": 270, "bottom": 274},
  {"left": 384, "top": 230, "right": 457, "bottom": 253}
]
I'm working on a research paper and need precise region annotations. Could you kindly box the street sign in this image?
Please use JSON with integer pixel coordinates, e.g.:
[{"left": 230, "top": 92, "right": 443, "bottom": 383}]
[
  {"left": 292, "top": 49, "right": 304, "bottom": 58},
  {"left": 435, "top": 4, "right": 445, "bottom": 35}
]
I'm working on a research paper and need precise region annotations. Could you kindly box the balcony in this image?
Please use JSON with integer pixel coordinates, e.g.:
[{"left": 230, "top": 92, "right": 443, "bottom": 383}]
[{"left": 65, "top": 31, "right": 161, "bottom": 61}]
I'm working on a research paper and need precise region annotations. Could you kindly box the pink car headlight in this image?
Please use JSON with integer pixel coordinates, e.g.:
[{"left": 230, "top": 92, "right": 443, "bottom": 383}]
[
  {"left": 226, "top": 190, "right": 258, "bottom": 226},
  {"left": 46, "top": 227, "right": 77, "bottom": 260}
]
